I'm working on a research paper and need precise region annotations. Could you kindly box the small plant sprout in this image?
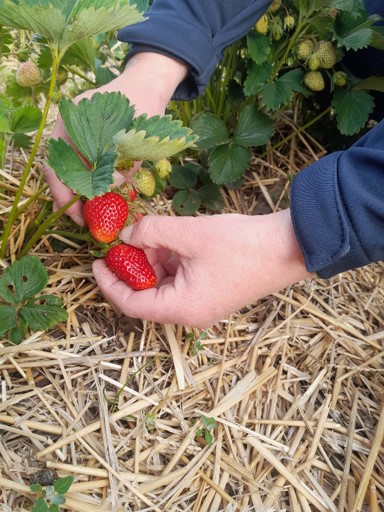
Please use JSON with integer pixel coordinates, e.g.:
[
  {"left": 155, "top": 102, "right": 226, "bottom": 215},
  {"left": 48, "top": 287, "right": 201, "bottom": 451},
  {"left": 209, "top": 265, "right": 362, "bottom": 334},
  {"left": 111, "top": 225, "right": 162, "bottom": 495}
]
[
  {"left": 195, "top": 415, "right": 217, "bottom": 445},
  {"left": 30, "top": 474, "right": 74, "bottom": 512}
]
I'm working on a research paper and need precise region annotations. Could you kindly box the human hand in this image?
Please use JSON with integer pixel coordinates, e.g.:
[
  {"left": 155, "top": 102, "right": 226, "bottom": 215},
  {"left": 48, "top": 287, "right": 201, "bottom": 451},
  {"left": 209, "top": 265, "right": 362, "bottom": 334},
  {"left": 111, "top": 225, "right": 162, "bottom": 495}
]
[
  {"left": 92, "top": 209, "right": 313, "bottom": 328},
  {"left": 43, "top": 52, "right": 188, "bottom": 225}
]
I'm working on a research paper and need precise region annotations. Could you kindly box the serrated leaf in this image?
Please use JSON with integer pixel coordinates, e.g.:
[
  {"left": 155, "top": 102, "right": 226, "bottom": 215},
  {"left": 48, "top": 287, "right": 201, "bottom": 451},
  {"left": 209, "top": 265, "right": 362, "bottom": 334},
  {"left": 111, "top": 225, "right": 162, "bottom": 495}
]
[
  {"left": 11, "top": 106, "right": 42, "bottom": 133},
  {"left": 332, "top": 89, "right": 374, "bottom": 135},
  {"left": 208, "top": 143, "right": 250, "bottom": 185},
  {"left": 32, "top": 498, "right": 49, "bottom": 512},
  {"left": 247, "top": 32, "right": 271, "bottom": 65},
  {"left": 332, "top": 11, "right": 379, "bottom": 51},
  {"left": 59, "top": 93, "right": 134, "bottom": 164},
  {"left": 244, "top": 61, "right": 273, "bottom": 97},
  {"left": 172, "top": 189, "right": 201, "bottom": 215},
  {"left": 0, "top": 94, "right": 12, "bottom": 133},
  {"left": 198, "top": 184, "right": 224, "bottom": 212},
  {"left": 233, "top": 105, "right": 274, "bottom": 147},
  {"left": 168, "top": 164, "right": 198, "bottom": 190},
  {"left": 190, "top": 113, "right": 228, "bottom": 150},
  {"left": 261, "top": 69, "right": 308, "bottom": 111},
  {"left": 0, "top": 255, "right": 48, "bottom": 304},
  {"left": 21, "top": 295, "right": 67, "bottom": 331},
  {"left": 47, "top": 138, "right": 115, "bottom": 198},
  {"left": 0, "top": 0, "right": 145, "bottom": 53},
  {"left": 8, "top": 316, "right": 28, "bottom": 344},
  {"left": 352, "top": 77, "right": 384, "bottom": 93},
  {"left": 114, "top": 114, "right": 198, "bottom": 162}
]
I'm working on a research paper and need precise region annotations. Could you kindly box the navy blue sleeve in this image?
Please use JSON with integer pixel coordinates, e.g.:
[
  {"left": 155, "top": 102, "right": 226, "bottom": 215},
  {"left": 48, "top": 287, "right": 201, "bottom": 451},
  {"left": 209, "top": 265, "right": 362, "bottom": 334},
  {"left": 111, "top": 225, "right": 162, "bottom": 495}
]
[
  {"left": 117, "top": 0, "right": 272, "bottom": 100},
  {"left": 290, "top": 119, "right": 384, "bottom": 278}
]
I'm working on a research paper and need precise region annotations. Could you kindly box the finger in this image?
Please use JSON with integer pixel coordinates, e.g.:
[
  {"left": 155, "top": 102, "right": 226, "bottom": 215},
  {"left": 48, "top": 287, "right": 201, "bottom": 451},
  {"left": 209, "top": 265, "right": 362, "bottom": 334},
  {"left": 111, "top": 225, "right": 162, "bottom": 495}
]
[
  {"left": 120, "top": 215, "right": 198, "bottom": 256},
  {"left": 42, "top": 164, "right": 85, "bottom": 225},
  {"left": 93, "top": 259, "right": 185, "bottom": 324}
]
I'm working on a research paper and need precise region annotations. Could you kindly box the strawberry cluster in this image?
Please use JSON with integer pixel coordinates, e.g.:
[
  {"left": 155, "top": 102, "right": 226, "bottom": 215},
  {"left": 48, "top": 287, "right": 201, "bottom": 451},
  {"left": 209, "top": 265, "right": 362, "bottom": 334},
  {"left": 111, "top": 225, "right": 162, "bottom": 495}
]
[{"left": 83, "top": 187, "right": 156, "bottom": 291}]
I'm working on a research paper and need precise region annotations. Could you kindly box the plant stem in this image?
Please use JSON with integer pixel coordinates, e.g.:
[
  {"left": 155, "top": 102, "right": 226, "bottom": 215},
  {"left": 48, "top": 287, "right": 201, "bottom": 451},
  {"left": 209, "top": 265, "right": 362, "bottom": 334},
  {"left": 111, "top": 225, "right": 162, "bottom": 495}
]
[
  {"left": 63, "top": 65, "right": 96, "bottom": 86},
  {"left": 0, "top": 47, "right": 61, "bottom": 259},
  {"left": 20, "top": 194, "right": 81, "bottom": 257}
]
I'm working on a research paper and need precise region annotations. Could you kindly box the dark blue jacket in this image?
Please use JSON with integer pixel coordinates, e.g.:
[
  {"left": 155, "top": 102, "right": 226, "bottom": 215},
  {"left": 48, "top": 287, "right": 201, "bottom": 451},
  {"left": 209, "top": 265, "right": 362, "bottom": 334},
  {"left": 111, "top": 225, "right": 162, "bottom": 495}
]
[{"left": 118, "top": 0, "right": 384, "bottom": 278}]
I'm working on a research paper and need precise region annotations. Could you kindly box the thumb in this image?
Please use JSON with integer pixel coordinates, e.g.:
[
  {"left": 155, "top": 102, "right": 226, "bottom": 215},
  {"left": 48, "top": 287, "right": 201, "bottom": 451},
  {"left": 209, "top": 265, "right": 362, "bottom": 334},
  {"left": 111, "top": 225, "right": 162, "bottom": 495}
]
[{"left": 119, "top": 215, "right": 196, "bottom": 255}]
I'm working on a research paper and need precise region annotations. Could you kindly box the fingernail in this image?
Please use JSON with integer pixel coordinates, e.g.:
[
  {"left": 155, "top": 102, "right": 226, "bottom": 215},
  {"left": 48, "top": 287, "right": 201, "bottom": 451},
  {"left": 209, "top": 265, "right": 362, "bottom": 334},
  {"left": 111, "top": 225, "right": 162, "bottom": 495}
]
[{"left": 120, "top": 225, "right": 133, "bottom": 242}]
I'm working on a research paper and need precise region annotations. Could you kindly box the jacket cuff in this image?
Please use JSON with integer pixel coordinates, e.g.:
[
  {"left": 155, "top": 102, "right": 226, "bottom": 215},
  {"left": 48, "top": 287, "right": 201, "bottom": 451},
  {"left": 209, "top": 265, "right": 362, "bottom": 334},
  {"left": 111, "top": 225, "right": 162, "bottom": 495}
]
[{"left": 290, "top": 152, "right": 371, "bottom": 279}]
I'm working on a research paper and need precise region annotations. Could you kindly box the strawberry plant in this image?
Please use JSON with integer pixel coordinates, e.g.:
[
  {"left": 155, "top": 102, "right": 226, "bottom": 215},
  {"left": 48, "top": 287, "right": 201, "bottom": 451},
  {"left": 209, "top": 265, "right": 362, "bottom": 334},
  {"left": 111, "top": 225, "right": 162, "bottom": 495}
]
[
  {"left": 30, "top": 473, "right": 74, "bottom": 512},
  {"left": 0, "top": 255, "right": 68, "bottom": 344},
  {"left": 173, "top": 0, "right": 384, "bottom": 190}
]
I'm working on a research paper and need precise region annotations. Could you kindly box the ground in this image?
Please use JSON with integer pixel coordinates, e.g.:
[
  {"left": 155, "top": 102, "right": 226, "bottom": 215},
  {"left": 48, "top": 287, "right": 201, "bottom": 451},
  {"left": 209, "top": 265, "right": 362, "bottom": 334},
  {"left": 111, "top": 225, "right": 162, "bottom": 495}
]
[{"left": 0, "top": 116, "right": 384, "bottom": 512}]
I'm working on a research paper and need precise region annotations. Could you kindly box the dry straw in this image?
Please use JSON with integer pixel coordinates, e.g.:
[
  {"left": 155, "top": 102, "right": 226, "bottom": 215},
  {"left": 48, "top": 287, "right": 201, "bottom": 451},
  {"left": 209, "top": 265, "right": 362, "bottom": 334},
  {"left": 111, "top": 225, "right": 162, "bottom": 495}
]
[{"left": 0, "top": 112, "right": 384, "bottom": 511}]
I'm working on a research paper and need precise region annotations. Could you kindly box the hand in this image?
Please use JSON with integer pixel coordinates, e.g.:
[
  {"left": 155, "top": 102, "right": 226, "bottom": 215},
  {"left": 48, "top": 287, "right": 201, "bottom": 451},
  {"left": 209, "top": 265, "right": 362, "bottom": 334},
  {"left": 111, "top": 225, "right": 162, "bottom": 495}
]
[
  {"left": 92, "top": 209, "right": 313, "bottom": 328},
  {"left": 43, "top": 52, "right": 188, "bottom": 225}
]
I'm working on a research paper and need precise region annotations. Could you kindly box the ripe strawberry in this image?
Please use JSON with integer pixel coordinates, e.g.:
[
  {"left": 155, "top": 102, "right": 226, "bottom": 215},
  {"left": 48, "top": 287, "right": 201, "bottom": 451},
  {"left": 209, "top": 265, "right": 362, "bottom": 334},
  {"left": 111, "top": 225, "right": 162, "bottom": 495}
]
[
  {"left": 125, "top": 183, "right": 138, "bottom": 202},
  {"left": 105, "top": 243, "right": 157, "bottom": 290},
  {"left": 83, "top": 192, "right": 129, "bottom": 243},
  {"left": 304, "top": 71, "right": 325, "bottom": 92},
  {"left": 16, "top": 61, "right": 42, "bottom": 87},
  {"left": 133, "top": 168, "right": 156, "bottom": 197},
  {"left": 297, "top": 39, "right": 315, "bottom": 61},
  {"left": 255, "top": 14, "right": 269, "bottom": 34},
  {"left": 317, "top": 41, "right": 337, "bottom": 69},
  {"left": 154, "top": 158, "right": 172, "bottom": 179}
]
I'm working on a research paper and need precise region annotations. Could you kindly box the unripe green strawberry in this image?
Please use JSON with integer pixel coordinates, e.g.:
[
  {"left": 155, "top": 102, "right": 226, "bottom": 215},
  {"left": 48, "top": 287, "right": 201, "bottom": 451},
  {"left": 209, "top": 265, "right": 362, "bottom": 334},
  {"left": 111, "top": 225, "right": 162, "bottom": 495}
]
[
  {"left": 297, "top": 39, "right": 315, "bottom": 61},
  {"left": 83, "top": 192, "right": 129, "bottom": 243},
  {"left": 16, "top": 61, "right": 42, "bottom": 87},
  {"left": 308, "top": 53, "right": 321, "bottom": 71},
  {"left": 304, "top": 71, "right": 325, "bottom": 92},
  {"left": 154, "top": 158, "right": 172, "bottom": 179},
  {"left": 333, "top": 71, "right": 347, "bottom": 87},
  {"left": 133, "top": 168, "right": 156, "bottom": 197},
  {"left": 267, "top": 1, "right": 281, "bottom": 13},
  {"left": 284, "top": 15, "right": 295, "bottom": 31},
  {"left": 57, "top": 68, "right": 68, "bottom": 85},
  {"left": 318, "top": 41, "right": 337, "bottom": 69},
  {"left": 255, "top": 14, "right": 269, "bottom": 34},
  {"left": 105, "top": 243, "right": 157, "bottom": 290}
]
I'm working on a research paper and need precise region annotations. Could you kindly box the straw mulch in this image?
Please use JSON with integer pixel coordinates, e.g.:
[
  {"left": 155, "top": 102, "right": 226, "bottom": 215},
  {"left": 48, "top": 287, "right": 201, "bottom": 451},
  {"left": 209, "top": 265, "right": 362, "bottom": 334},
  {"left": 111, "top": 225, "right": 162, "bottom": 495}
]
[{"left": 0, "top": 117, "right": 384, "bottom": 512}]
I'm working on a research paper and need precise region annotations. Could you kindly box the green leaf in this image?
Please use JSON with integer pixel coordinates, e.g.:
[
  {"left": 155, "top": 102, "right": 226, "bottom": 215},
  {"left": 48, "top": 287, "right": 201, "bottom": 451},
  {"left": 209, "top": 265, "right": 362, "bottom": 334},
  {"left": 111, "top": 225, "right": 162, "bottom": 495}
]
[
  {"left": 47, "top": 138, "right": 115, "bottom": 199},
  {"left": 247, "top": 31, "right": 271, "bottom": 65},
  {"left": 261, "top": 69, "right": 308, "bottom": 112},
  {"left": 11, "top": 106, "right": 42, "bottom": 133},
  {"left": 371, "top": 27, "right": 384, "bottom": 51},
  {"left": 20, "top": 295, "right": 68, "bottom": 331},
  {"left": 8, "top": 316, "right": 28, "bottom": 344},
  {"left": 0, "top": 255, "right": 48, "bottom": 304},
  {"left": 53, "top": 476, "right": 74, "bottom": 495},
  {"left": 48, "top": 505, "right": 61, "bottom": 512},
  {"left": 168, "top": 164, "right": 199, "bottom": 190},
  {"left": 30, "top": 483, "right": 43, "bottom": 493},
  {"left": 233, "top": 105, "right": 274, "bottom": 147},
  {"left": 190, "top": 113, "right": 228, "bottom": 150},
  {"left": 208, "top": 143, "right": 250, "bottom": 185},
  {"left": 0, "top": 94, "right": 12, "bottom": 133},
  {"left": 204, "top": 431, "right": 214, "bottom": 445},
  {"left": 59, "top": 93, "right": 134, "bottom": 164},
  {"left": 332, "top": 11, "right": 379, "bottom": 51},
  {"left": 0, "top": 0, "right": 145, "bottom": 53},
  {"left": 332, "top": 89, "right": 374, "bottom": 135},
  {"left": 244, "top": 61, "right": 273, "bottom": 97},
  {"left": 172, "top": 189, "right": 201, "bottom": 215},
  {"left": 352, "top": 77, "right": 384, "bottom": 93},
  {"left": 0, "top": 305, "right": 18, "bottom": 336},
  {"left": 114, "top": 114, "right": 198, "bottom": 162},
  {"left": 50, "top": 494, "right": 66, "bottom": 506},
  {"left": 198, "top": 184, "right": 224, "bottom": 212},
  {"left": 32, "top": 498, "right": 49, "bottom": 512}
]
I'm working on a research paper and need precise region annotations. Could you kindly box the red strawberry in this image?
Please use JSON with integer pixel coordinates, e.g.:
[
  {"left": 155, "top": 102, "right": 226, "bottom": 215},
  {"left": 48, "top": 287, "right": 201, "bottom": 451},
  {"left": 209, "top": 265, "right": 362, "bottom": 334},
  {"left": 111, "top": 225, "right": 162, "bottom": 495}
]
[
  {"left": 105, "top": 243, "right": 157, "bottom": 290},
  {"left": 125, "top": 183, "right": 138, "bottom": 203},
  {"left": 83, "top": 192, "right": 129, "bottom": 243}
]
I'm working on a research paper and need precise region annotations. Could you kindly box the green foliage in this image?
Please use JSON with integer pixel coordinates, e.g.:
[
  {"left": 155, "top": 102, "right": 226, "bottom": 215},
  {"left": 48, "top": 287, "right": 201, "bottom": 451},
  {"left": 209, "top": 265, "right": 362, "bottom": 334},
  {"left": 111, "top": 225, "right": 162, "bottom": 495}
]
[
  {"left": 30, "top": 475, "right": 74, "bottom": 512},
  {"left": 191, "top": 105, "right": 274, "bottom": 185},
  {"left": 332, "top": 89, "right": 374, "bottom": 135},
  {"left": 0, "top": 0, "right": 145, "bottom": 54},
  {"left": 195, "top": 415, "right": 217, "bottom": 445},
  {"left": 0, "top": 256, "right": 68, "bottom": 344},
  {"left": 169, "top": 163, "right": 224, "bottom": 215}
]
